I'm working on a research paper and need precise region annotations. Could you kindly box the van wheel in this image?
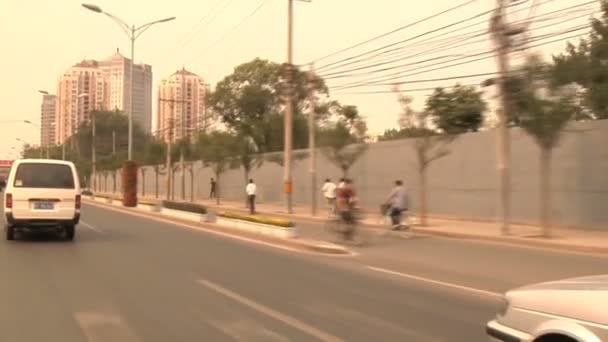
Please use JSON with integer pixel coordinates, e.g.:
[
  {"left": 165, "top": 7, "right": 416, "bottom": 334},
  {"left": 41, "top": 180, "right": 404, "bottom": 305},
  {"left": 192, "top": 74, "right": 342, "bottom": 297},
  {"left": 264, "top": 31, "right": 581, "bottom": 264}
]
[
  {"left": 6, "top": 226, "right": 15, "bottom": 240},
  {"left": 64, "top": 225, "right": 75, "bottom": 241}
]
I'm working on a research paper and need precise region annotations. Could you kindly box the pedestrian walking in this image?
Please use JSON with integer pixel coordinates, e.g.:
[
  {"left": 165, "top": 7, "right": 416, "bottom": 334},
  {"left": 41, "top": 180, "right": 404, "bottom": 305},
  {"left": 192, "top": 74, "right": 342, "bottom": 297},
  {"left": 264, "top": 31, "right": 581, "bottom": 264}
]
[
  {"left": 321, "top": 178, "right": 337, "bottom": 217},
  {"left": 246, "top": 179, "right": 257, "bottom": 214},
  {"left": 384, "top": 180, "right": 409, "bottom": 230},
  {"left": 210, "top": 178, "right": 217, "bottom": 199}
]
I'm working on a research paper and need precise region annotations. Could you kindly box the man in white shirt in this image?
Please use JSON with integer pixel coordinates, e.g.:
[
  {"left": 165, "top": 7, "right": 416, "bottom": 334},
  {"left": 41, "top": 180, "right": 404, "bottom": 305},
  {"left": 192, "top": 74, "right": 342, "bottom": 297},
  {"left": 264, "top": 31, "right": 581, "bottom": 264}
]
[
  {"left": 246, "top": 179, "right": 257, "bottom": 214},
  {"left": 321, "top": 178, "right": 337, "bottom": 217}
]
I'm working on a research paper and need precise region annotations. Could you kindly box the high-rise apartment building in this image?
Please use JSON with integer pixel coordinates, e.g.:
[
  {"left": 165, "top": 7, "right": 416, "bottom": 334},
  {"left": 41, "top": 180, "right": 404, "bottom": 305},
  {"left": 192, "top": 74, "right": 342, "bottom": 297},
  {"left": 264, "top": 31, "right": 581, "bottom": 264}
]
[
  {"left": 99, "top": 49, "right": 153, "bottom": 133},
  {"left": 157, "top": 68, "right": 209, "bottom": 143},
  {"left": 56, "top": 60, "right": 107, "bottom": 143},
  {"left": 54, "top": 50, "right": 153, "bottom": 143},
  {"left": 40, "top": 94, "right": 57, "bottom": 147}
]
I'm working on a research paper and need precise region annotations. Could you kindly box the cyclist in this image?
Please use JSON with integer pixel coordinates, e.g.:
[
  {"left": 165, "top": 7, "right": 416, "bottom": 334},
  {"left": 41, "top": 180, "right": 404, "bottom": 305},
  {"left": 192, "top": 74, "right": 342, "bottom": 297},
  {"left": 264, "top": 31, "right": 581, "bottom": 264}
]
[
  {"left": 384, "top": 180, "right": 409, "bottom": 230},
  {"left": 336, "top": 178, "right": 358, "bottom": 239}
]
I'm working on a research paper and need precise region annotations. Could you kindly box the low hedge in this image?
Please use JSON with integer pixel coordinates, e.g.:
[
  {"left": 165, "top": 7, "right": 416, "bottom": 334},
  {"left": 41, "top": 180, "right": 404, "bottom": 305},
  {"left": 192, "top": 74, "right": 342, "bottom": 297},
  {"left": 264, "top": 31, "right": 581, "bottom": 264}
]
[
  {"left": 138, "top": 199, "right": 159, "bottom": 206},
  {"left": 96, "top": 194, "right": 120, "bottom": 200},
  {"left": 162, "top": 200, "right": 207, "bottom": 214},
  {"left": 81, "top": 190, "right": 94, "bottom": 196},
  {"left": 219, "top": 211, "right": 294, "bottom": 228}
]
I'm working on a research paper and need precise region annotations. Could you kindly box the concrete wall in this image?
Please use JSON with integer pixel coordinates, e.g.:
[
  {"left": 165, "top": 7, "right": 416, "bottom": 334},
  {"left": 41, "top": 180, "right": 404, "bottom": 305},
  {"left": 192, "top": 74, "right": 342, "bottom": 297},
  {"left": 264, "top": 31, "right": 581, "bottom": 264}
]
[{"left": 100, "top": 120, "right": 608, "bottom": 229}]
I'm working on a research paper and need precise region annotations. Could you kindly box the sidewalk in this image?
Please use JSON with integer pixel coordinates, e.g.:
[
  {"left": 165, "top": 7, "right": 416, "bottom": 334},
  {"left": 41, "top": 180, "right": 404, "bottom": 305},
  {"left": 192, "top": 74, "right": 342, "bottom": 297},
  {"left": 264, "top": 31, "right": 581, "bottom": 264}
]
[
  {"left": 195, "top": 198, "right": 608, "bottom": 254},
  {"left": 99, "top": 193, "right": 608, "bottom": 253}
]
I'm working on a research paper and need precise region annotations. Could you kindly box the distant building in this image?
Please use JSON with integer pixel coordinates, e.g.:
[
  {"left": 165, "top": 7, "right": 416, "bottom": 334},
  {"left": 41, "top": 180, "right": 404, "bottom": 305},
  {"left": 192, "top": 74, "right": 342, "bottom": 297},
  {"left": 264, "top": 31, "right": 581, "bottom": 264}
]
[
  {"left": 156, "top": 68, "right": 211, "bottom": 143},
  {"left": 40, "top": 94, "right": 56, "bottom": 147},
  {"left": 56, "top": 60, "right": 107, "bottom": 143},
  {"left": 99, "top": 49, "right": 153, "bottom": 133},
  {"left": 55, "top": 50, "right": 153, "bottom": 143}
]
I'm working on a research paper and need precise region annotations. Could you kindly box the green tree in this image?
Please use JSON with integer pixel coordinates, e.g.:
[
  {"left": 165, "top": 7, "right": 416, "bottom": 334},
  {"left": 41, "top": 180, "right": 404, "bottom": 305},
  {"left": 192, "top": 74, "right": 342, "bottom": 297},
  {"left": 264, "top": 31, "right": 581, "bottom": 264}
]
[
  {"left": 382, "top": 91, "right": 454, "bottom": 226},
  {"left": 551, "top": 0, "right": 608, "bottom": 119},
  {"left": 509, "top": 55, "right": 578, "bottom": 237},
  {"left": 170, "top": 137, "right": 197, "bottom": 201},
  {"left": 208, "top": 58, "right": 327, "bottom": 155},
  {"left": 143, "top": 140, "right": 166, "bottom": 199},
  {"left": 197, "top": 131, "right": 239, "bottom": 204},
  {"left": 318, "top": 104, "right": 368, "bottom": 177},
  {"left": 426, "top": 84, "right": 486, "bottom": 134}
]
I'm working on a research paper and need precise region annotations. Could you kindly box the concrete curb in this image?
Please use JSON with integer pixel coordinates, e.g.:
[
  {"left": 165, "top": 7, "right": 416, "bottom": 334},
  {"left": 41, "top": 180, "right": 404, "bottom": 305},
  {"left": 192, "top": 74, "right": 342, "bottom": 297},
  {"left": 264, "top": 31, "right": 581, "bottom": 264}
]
[
  {"left": 83, "top": 199, "right": 349, "bottom": 255},
  {"left": 201, "top": 204, "right": 608, "bottom": 254},
  {"left": 410, "top": 228, "right": 608, "bottom": 254}
]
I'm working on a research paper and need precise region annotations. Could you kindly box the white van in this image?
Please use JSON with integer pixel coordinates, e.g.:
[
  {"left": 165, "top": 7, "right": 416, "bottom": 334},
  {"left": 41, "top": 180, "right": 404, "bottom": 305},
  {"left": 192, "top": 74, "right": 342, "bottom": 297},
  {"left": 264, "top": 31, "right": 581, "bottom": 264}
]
[{"left": 3, "top": 159, "right": 81, "bottom": 241}]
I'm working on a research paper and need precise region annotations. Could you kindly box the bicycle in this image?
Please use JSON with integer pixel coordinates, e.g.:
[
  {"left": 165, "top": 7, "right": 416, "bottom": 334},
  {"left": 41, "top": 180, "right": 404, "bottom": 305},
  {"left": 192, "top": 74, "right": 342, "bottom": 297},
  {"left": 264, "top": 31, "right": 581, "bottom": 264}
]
[{"left": 323, "top": 208, "right": 371, "bottom": 246}]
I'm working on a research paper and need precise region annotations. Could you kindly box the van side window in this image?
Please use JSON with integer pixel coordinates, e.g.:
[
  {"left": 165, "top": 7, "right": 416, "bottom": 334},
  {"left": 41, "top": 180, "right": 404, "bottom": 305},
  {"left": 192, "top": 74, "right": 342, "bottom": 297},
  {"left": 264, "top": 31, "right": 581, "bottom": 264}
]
[{"left": 14, "top": 163, "right": 75, "bottom": 189}]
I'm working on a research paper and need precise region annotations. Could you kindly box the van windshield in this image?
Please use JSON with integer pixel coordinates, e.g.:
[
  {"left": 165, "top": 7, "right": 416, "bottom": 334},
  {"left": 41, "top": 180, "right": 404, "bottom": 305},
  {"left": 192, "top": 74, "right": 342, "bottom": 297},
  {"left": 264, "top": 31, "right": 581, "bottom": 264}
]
[{"left": 13, "top": 163, "right": 75, "bottom": 189}]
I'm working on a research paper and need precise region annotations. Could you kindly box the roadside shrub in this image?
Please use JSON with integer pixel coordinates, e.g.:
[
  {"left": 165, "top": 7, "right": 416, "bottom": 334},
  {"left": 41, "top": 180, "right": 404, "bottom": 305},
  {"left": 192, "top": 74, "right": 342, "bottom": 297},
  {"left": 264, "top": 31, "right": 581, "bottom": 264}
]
[
  {"left": 138, "top": 199, "right": 159, "bottom": 206},
  {"left": 82, "top": 190, "right": 94, "bottom": 196},
  {"left": 162, "top": 201, "right": 207, "bottom": 214},
  {"left": 219, "top": 211, "right": 294, "bottom": 228}
]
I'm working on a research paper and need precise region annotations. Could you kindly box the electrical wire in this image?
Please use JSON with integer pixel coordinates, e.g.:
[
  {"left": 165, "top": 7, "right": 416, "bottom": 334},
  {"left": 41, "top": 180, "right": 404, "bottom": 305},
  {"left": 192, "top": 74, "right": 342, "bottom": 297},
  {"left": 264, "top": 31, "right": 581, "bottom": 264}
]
[
  {"left": 329, "top": 25, "right": 592, "bottom": 91},
  {"left": 179, "top": 0, "right": 224, "bottom": 45},
  {"left": 313, "top": 0, "right": 592, "bottom": 72},
  {"left": 180, "top": 0, "right": 235, "bottom": 48},
  {"left": 311, "top": 0, "right": 480, "bottom": 64},
  {"left": 320, "top": 7, "right": 598, "bottom": 80},
  {"left": 317, "top": 0, "right": 597, "bottom": 77},
  {"left": 186, "top": 0, "right": 271, "bottom": 66}
]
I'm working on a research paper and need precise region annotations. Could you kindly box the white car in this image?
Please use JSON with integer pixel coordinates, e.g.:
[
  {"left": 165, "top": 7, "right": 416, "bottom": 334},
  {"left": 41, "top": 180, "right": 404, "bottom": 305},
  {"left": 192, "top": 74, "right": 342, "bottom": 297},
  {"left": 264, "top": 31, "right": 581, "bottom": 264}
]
[
  {"left": 3, "top": 159, "right": 81, "bottom": 241},
  {"left": 487, "top": 275, "right": 608, "bottom": 342}
]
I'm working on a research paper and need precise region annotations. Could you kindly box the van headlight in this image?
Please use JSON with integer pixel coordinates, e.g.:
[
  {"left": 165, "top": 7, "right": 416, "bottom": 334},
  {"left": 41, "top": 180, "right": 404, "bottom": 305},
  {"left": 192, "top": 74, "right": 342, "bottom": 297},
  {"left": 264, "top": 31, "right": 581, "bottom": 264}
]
[{"left": 497, "top": 296, "right": 510, "bottom": 317}]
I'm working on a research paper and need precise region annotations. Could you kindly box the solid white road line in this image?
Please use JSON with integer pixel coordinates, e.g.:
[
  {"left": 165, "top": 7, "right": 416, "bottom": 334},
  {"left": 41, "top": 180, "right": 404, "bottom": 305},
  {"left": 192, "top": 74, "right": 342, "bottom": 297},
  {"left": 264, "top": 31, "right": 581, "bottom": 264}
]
[
  {"left": 73, "top": 311, "right": 142, "bottom": 342},
  {"left": 366, "top": 266, "right": 503, "bottom": 299},
  {"left": 84, "top": 201, "right": 356, "bottom": 257},
  {"left": 81, "top": 221, "right": 105, "bottom": 234},
  {"left": 197, "top": 279, "right": 344, "bottom": 342}
]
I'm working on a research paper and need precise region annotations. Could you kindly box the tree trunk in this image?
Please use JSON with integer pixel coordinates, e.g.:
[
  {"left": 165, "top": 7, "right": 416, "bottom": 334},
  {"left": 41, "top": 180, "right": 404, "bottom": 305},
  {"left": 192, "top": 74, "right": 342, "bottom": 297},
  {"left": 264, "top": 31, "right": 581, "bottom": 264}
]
[
  {"left": 141, "top": 169, "right": 146, "bottom": 197},
  {"left": 172, "top": 168, "right": 177, "bottom": 201},
  {"left": 419, "top": 166, "right": 428, "bottom": 227},
  {"left": 155, "top": 169, "right": 159, "bottom": 199},
  {"left": 216, "top": 172, "right": 221, "bottom": 205},
  {"left": 243, "top": 168, "right": 250, "bottom": 208},
  {"left": 112, "top": 173, "right": 117, "bottom": 194},
  {"left": 540, "top": 148, "right": 552, "bottom": 238},
  {"left": 190, "top": 166, "right": 194, "bottom": 203}
]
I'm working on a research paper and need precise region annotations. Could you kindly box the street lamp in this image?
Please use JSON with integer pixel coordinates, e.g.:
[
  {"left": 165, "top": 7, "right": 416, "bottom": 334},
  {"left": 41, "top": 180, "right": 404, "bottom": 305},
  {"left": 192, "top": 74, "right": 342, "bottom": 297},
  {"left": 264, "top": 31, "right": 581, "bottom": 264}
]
[
  {"left": 82, "top": 3, "right": 175, "bottom": 161},
  {"left": 16, "top": 138, "right": 42, "bottom": 158},
  {"left": 23, "top": 119, "right": 49, "bottom": 159}
]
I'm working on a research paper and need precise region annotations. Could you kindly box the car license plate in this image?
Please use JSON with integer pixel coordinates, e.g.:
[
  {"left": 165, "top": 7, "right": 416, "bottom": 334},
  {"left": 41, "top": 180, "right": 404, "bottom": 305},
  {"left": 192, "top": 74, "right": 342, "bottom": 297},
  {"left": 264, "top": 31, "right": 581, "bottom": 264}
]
[{"left": 34, "top": 202, "right": 54, "bottom": 210}]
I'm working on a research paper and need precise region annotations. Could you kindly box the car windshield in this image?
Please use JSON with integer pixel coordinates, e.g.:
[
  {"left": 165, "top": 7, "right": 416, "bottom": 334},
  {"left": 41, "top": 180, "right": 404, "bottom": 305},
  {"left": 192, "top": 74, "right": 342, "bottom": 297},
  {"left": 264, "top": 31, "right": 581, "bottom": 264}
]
[{"left": 13, "top": 163, "right": 74, "bottom": 189}]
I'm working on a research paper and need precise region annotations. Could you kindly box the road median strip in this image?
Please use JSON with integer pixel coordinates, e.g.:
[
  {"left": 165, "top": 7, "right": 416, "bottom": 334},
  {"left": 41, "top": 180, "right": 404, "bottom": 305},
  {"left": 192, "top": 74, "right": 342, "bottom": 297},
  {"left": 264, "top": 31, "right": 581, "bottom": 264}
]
[{"left": 83, "top": 197, "right": 350, "bottom": 255}]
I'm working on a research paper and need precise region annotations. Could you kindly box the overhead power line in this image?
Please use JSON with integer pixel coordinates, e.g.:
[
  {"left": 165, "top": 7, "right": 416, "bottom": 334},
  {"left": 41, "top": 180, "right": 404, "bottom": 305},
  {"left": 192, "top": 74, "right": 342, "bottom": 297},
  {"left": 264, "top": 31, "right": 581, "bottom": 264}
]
[
  {"left": 186, "top": 0, "right": 270, "bottom": 66},
  {"left": 311, "top": 0, "right": 480, "bottom": 64},
  {"left": 331, "top": 83, "right": 481, "bottom": 95},
  {"left": 180, "top": 0, "right": 235, "bottom": 47},
  {"left": 320, "top": 6, "right": 598, "bottom": 80},
  {"left": 329, "top": 25, "right": 592, "bottom": 91},
  {"left": 317, "top": 0, "right": 596, "bottom": 76}
]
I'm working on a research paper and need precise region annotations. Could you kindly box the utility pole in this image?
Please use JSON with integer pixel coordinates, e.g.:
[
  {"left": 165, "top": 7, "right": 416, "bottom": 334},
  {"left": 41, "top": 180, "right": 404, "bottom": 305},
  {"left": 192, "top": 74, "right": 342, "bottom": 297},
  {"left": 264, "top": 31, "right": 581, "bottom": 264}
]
[
  {"left": 491, "top": 0, "right": 520, "bottom": 236},
  {"left": 180, "top": 68, "right": 186, "bottom": 201},
  {"left": 166, "top": 118, "right": 174, "bottom": 201},
  {"left": 91, "top": 112, "right": 96, "bottom": 192},
  {"left": 284, "top": 0, "right": 295, "bottom": 214},
  {"left": 308, "top": 63, "right": 317, "bottom": 216}
]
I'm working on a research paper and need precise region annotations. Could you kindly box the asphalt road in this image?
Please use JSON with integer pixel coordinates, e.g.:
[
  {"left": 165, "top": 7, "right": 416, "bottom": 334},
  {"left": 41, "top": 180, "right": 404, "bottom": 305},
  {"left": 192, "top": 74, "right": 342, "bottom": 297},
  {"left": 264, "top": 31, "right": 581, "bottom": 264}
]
[{"left": 0, "top": 201, "right": 606, "bottom": 341}]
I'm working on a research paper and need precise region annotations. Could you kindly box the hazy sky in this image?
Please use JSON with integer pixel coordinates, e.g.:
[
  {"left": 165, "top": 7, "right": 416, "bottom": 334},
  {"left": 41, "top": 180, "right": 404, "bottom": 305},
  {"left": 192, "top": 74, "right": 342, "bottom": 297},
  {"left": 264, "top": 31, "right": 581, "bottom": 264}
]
[{"left": 0, "top": 0, "right": 597, "bottom": 159}]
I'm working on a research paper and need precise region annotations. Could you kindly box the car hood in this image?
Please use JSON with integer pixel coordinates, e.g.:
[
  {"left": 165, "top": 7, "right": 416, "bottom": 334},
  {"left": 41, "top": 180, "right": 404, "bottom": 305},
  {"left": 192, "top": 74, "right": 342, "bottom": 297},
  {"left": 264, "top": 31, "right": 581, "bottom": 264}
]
[
  {"left": 512, "top": 275, "right": 608, "bottom": 292},
  {"left": 507, "top": 275, "right": 608, "bottom": 326}
]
